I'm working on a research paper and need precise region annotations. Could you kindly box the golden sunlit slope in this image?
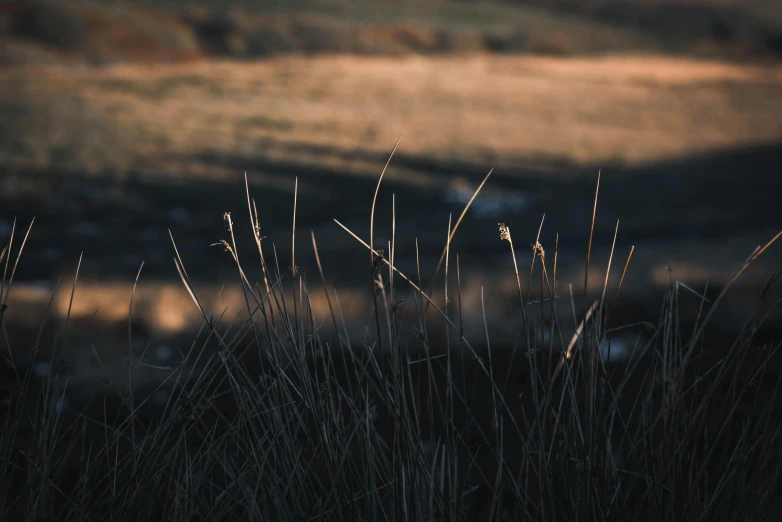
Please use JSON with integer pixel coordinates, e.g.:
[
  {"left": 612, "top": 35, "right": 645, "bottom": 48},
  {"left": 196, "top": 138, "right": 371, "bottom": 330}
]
[{"left": 1, "top": 54, "right": 780, "bottom": 181}]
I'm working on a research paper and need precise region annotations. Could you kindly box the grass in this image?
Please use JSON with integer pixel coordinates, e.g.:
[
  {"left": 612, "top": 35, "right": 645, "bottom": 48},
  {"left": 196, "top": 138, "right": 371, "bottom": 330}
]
[
  {"left": 2, "top": 54, "right": 781, "bottom": 181},
  {"left": 1, "top": 160, "right": 781, "bottom": 521},
  {"left": 1, "top": 52, "right": 780, "bottom": 354}
]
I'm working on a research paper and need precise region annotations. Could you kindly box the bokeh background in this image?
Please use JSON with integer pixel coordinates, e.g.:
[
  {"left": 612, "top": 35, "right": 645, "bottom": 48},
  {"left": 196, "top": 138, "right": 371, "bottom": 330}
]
[{"left": 1, "top": 0, "right": 781, "bottom": 394}]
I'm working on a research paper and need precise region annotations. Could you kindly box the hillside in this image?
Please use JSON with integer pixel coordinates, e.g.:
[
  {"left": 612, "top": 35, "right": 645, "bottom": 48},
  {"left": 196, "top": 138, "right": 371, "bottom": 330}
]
[{"left": 1, "top": 0, "right": 780, "bottom": 67}]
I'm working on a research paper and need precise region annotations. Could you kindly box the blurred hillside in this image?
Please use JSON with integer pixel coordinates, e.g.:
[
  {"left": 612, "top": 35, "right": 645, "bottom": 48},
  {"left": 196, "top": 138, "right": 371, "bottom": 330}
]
[
  {"left": 501, "top": 0, "right": 782, "bottom": 50},
  {"left": 1, "top": 0, "right": 780, "bottom": 66}
]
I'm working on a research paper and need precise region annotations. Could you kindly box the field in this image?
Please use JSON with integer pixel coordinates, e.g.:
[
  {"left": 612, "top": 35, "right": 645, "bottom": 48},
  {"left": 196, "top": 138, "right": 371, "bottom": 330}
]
[
  {"left": 2, "top": 1, "right": 782, "bottom": 520},
  {"left": 2, "top": 53, "right": 781, "bottom": 356}
]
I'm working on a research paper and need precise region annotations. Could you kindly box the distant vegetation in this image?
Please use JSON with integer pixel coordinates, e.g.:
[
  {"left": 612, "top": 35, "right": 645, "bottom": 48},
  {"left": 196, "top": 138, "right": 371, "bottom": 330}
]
[{"left": 1, "top": 0, "right": 780, "bottom": 67}]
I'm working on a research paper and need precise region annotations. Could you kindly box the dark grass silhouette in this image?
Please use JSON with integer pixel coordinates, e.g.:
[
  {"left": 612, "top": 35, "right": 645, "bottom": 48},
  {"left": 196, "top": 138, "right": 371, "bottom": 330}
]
[{"left": 1, "top": 163, "right": 781, "bottom": 521}]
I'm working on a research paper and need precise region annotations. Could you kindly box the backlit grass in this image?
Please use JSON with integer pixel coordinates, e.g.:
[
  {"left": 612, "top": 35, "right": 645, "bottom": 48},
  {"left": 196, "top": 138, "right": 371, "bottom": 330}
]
[{"left": 1, "top": 166, "right": 781, "bottom": 521}]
